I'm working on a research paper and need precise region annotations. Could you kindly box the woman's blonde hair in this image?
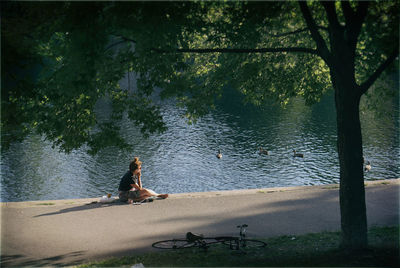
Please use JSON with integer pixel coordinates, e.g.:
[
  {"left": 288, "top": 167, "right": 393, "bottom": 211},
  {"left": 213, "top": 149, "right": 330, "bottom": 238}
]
[{"left": 129, "top": 157, "right": 142, "bottom": 172}]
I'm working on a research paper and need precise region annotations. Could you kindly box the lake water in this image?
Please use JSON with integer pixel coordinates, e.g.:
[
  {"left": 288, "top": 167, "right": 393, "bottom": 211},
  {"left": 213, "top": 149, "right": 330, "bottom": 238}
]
[{"left": 1, "top": 87, "right": 399, "bottom": 202}]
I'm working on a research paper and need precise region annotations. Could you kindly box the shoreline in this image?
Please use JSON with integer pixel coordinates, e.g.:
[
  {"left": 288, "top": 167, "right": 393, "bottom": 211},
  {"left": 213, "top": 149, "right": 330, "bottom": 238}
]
[{"left": 1, "top": 178, "right": 398, "bottom": 208}]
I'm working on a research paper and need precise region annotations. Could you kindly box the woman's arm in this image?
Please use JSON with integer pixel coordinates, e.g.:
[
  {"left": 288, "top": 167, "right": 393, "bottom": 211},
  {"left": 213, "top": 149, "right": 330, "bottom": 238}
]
[
  {"left": 137, "top": 173, "right": 142, "bottom": 189},
  {"left": 130, "top": 173, "right": 141, "bottom": 191},
  {"left": 131, "top": 183, "right": 141, "bottom": 190}
]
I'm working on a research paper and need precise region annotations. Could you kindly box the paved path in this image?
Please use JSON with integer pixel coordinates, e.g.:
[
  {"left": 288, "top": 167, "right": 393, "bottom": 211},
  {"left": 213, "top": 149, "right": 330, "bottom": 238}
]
[{"left": 1, "top": 179, "right": 398, "bottom": 267}]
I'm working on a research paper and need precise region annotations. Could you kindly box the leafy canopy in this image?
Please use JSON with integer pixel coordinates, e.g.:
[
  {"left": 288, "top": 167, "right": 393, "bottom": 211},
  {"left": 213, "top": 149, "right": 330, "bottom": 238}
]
[{"left": 1, "top": 1, "right": 398, "bottom": 154}]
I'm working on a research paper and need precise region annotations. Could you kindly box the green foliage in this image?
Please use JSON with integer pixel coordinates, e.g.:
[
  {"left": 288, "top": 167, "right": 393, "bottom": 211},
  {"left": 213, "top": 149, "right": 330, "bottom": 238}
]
[
  {"left": 1, "top": 1, "right": 398, "bottom": 154},
  {"left": 78, "top": 226, "right": 399, "bottom": 267},
  {"left": 355, "top": 1, "right": 399, "bottom": 84}
]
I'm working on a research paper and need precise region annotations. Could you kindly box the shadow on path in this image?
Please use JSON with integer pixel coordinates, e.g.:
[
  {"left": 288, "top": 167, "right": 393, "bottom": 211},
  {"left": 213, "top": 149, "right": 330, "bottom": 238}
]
[
  {"left": 3, "top": 182, "right": 398, "bottom": 267},
  {"left": 33, "top": 200, "right": 126, "bottom": 217},
  {"left": 1, "top": 251, "right": 85, "bottom": 267}
]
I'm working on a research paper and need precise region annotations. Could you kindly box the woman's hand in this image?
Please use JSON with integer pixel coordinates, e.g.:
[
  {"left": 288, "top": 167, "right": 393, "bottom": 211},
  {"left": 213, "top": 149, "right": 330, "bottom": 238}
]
[
  {"left": 138, "top": 174, "right": 142, "bottom": 189},
  {"left": 132, "top": 183, "right": 141, "bottom": 191}
]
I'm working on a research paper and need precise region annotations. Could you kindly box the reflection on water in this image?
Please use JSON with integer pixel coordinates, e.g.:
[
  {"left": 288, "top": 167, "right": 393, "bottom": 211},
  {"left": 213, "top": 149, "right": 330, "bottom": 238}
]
[{"left": 1, "top": 90, "right": 399, "bottom": 202}]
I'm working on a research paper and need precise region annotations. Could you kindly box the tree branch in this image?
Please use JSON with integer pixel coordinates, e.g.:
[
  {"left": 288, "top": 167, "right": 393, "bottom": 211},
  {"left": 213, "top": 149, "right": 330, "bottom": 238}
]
[
  {"left": 341, "top": 1, "right": 369, "bottom": 29},
  {"left": 349, "top": 2, "right": 369, "bottom": 48},
  {"left": 105, "top": 40, "right": 128, "bottom": 51},
  {"left": 152, "top": 47, "right": 318, "bottom": 55},
  {"left": 267, "top": 26, "right": 328, "bottom": 38},
  {"left": 341, "top": 1, "right": 355, "bottom": 25},
  {"left": 359, "top": 47, "right": 399, "bottom": 95},
  {"left": 121, "top": 36, "right": 137, "bottom": 44},
  {"left": 298, "top": 1, "right": 331, "bottom": 63},
  {"left": 321, "top": 1, "right": 342, "bottom": 30},
  {"left": 105, "top": 36, "right": 137, "bottom": 51}
]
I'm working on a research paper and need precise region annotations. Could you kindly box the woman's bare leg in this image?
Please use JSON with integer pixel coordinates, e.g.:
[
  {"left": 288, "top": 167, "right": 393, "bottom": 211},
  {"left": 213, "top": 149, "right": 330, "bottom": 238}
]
[
  {"left": 139, "top": 188, "right": 168, "bottom": 199},
  {"left": 157, "top": 193, "right": 169, "bottom": 199},
  {"left": 145, "top": 189, "right": 158, "bottom": 195}
]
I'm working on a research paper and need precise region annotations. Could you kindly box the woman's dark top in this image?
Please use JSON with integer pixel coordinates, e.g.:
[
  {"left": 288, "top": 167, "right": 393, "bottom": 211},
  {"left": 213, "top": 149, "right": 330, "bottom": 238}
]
[{"left": 118, "top": 170, "right": 138, "bottom": 191}]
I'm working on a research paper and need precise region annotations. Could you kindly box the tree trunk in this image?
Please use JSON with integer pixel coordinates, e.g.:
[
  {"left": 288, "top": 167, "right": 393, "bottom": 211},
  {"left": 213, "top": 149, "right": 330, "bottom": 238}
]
[
  {"left": 299, "top": 0, "right": 370, "bottom": 250},
  {"left": 334, "top": 78, "right": 368, "bottom": 249}
]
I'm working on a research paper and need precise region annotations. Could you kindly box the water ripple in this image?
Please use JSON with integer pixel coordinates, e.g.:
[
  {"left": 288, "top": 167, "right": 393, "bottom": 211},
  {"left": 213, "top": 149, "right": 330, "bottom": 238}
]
[{"left": 1, "top": 93, "right": 399, "bottom": 201}]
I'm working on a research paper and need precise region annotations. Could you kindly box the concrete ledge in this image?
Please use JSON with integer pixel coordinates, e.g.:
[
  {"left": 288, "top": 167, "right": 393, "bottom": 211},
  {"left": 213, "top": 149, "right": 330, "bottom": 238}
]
[{"left": 1, "top": 178, "right": 398, "bottom": 208}]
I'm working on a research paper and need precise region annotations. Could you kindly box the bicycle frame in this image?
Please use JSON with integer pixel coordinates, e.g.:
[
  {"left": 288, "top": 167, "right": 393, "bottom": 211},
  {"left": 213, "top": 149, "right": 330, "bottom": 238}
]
[
  {"left": 189, "top": 224, "right": 250, "bottom": 251},
  {"left": 152, "top": 224, "right": 266, "bottom": 251},
  {"left": 224, "top": 224, "right": 248, "bottom": 250}
]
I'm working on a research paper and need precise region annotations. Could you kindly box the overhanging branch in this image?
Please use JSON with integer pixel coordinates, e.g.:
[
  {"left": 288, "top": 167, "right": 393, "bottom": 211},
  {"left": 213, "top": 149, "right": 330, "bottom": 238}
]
[
  {"left": 152, "top": 47, "right": 318, "bottom": 55},
  {"left": 341, "top": 1, "right": 369, "bottom": 50},
  {"left": 105, "top": 40, "right": 128, "bottom": 51},
  {"left": 298, "top": 1, "right": 331, "bottom": 63},
  {"left": 341, "top": 1, "right": 356, "bottom": 24},
  {"left": 359, "top": 47, "right": 399, "bottom": 95},
  {"left": 321, "top": 2, "right": 341, "bottom": 30},
  {"left": 267, "top": 26, "right": 328, "bottom": 38},
  {"left": 105, "top": 35, "right": 137, "bottom": 51}
]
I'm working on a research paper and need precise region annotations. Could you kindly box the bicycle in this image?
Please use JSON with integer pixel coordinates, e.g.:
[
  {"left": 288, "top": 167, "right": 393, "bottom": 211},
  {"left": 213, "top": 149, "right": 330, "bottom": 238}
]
[{"left": 152, "top": 224, "right": 266, "bottom": 251}]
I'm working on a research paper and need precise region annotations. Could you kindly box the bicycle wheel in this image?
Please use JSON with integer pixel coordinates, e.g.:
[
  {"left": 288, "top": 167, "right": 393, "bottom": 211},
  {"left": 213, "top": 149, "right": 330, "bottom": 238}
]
[
  {"left": 219, "top": 237, "right": 240, "bottom": 249},
  {"left": 152, "top": 239, "right": 195, "bottom": 249},
  {"left": 201, "top": 237, "right": 221, "bottom": 245},
  {"left": 221, "top": 238, "right": 266, "bottom": 249},
  {"left": 241, "top": 239, "right": 267, "bottom": 249}
]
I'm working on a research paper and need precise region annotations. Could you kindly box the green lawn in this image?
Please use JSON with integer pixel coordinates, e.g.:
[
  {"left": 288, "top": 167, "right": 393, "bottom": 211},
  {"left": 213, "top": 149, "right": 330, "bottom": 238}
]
[{"left": 79, "top": 226, "right": 399, "bottom": 267}]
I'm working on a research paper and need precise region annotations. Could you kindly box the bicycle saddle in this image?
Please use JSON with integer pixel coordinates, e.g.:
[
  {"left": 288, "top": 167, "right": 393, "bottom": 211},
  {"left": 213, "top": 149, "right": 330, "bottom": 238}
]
[{"left": 186, "top": 232, "right": 203, "bottom": 242}]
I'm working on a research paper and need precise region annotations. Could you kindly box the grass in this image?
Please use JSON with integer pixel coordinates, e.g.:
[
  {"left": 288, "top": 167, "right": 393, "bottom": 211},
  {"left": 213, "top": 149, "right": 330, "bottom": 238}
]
[{"left": 79, "top": 226, "right": 399, "bottom": 267}]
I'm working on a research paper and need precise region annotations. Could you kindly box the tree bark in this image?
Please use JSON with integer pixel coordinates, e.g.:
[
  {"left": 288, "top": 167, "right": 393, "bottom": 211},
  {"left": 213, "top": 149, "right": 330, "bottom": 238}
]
[
  {"left": 315, "top": 1, "right": 369, "bottom": 249},
  {"left": 333, "top": 73, "right": 368, "bottom": 249}
]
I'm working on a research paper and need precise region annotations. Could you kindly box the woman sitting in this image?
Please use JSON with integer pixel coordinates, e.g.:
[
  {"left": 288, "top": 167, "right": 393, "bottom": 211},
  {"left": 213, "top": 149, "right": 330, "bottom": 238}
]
[{"left": 118, "top": 157, "right": 168, "bottom": 203}]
